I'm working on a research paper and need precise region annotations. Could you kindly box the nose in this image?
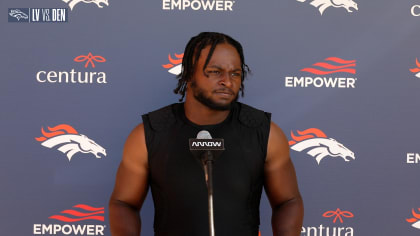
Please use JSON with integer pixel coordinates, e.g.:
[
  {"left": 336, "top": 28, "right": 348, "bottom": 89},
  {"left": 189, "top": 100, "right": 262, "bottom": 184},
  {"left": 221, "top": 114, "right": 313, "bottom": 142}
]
[{"left": 218, "top": 73, "right": 232, "bottom": 87}]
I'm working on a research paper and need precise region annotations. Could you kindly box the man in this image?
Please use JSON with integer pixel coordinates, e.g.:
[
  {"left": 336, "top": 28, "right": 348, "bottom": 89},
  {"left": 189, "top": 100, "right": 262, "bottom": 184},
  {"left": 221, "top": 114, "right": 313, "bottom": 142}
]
[{"left": 109, "top": 32, "right": 303, "bottom": 236}]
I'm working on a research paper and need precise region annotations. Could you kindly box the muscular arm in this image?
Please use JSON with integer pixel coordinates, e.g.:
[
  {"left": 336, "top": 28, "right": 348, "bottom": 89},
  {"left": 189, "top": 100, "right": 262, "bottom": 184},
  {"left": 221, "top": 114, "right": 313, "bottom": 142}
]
[
  {"left": 264, "top": 122, "right": 304, "bottom": 236},
  {"left": 109, "top": 124, "right": 149, "bottom": 236}
]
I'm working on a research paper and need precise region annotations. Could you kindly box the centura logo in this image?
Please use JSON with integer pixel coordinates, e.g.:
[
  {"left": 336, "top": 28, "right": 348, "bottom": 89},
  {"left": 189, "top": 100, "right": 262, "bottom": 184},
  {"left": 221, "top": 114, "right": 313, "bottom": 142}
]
[
  {"left": 35, "top": 124, "right": 106, "bottom": 161},
  {"left": 406, "top": 208, "right": 420, "bottom": 229},
  {"left": 285, "top": 57, "right": 357, "bottom": 88},
  {"left": 407, "top": 153, "right": 420, "bottom": 164},
  {"left": 323, "top": 208, "right": 354, "bottom": 223},
  {"left": 162, "top": 0, "right": 235, "bottom": 11},
  {"left": 36, "top": 52, "right": 107, "bottom": 84},
  {"left": 411, "top": 5, "right": 420, "bottom": 16},
  {"left": 62, "top": 0, "right": 109, "bottom": 11},
  {"left": 8, "top": 9, "right": 29, "bottom": 21},
  {"left": 288, "top": 128, "right": 355, "bottom": 164},
  {"left": 162, "top": 53, "right": 183, "bottom": 75},
  {"left": 410, "top": 58, "right": 420, "bottom": 78},
  {"left": 296, "top": 0, "right": 358, "bottom": 15},
  {"left": 33, "top": 204, "right": 106, "bottom": 235},
  {"left": 74, "top": 53, "right": 106, "bottom": 68},
  {"left": 301, "top": 208, "right": 354, "bottom": 236}
]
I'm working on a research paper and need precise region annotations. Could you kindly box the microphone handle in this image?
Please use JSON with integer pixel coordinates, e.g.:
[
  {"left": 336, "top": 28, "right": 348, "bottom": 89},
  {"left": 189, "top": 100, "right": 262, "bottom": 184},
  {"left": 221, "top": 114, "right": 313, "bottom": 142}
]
[{"left": 204, "top": 150, "right": 215, "bottom": 236}]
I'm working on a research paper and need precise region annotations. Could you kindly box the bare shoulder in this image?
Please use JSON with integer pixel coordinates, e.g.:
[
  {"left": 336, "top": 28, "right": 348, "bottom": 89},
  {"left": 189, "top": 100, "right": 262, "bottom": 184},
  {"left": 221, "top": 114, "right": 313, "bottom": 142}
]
[
  {"left": 126, "top": 123, "right": 146, "bottom": 148},
  {"left": 266, "top": 121, "right": 290, "bottom": 164},
  {"left": 123, "top": 123, "right": 148, "bottom": 165},
  {"left": 110, "top": 123, "right": 149, "bottom": 208},
  {"left": 265, "top": 125, "right": 304, "bottom": 234},
  {"left": 264, "top": 121, "right": 301, "bottom": 207}
]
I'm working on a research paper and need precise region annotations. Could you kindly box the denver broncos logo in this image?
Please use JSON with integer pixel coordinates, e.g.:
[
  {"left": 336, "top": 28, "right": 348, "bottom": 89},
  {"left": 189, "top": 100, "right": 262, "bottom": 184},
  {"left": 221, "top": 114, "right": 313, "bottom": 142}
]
[
  {"left": 62, "top": 0, "right": 109, "bottom": 11},
  {"left": 35, "top": 124, "right": 106, "bottom": 161},
  {"left": 162, "top": 53, "right": 183, "bottom": 75},
  {"left": 406, "top": 208, "right": 420, "bottom": 229},
  {"left": 297, "top": 0, "right": 358, "bottom": 15},
  {"left": 9, "top": 9, "right": 29, "bottom": 21},
  {"left": 289, "top": 128, "right": 355, "bottom": 164},
  {"left": 410, "top": 58, "right": 420, "bottom": 78}
]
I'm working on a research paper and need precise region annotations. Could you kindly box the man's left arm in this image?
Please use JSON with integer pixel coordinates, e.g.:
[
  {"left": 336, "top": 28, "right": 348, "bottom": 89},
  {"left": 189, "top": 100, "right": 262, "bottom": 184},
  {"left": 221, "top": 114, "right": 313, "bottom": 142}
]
[{"left": 264, "top": 122, "right": 304, "bottom": 236}]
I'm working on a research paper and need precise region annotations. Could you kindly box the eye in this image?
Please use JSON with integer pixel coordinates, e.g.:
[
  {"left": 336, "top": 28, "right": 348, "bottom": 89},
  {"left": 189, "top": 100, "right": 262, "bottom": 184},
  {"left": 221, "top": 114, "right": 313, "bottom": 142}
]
[
  {"left": 231, "top": 72, "right": 242, "bottom": 78},
  {"left": 207, "top": 70, "right": 221, "bottom": 75}
]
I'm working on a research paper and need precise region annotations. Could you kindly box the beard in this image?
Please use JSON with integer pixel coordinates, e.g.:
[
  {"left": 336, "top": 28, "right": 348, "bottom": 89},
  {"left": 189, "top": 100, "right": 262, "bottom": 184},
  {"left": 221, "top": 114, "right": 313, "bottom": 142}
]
[{"left": 191, "top": 81, "right": 238, "bottom": 111}]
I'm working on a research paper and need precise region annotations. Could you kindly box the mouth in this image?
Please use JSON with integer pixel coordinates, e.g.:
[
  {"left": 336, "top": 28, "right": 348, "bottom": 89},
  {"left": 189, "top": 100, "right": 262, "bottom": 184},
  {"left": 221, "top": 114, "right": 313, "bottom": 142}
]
[{"left": 213, "top": 90, "right": 234, "bottom": 98}]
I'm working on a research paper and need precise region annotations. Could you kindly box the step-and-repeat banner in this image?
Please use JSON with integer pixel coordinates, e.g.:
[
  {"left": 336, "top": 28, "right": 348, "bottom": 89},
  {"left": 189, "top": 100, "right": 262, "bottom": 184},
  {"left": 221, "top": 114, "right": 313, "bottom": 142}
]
[{"left": 2, "top": 0, "right": 420, "bottom": 235}]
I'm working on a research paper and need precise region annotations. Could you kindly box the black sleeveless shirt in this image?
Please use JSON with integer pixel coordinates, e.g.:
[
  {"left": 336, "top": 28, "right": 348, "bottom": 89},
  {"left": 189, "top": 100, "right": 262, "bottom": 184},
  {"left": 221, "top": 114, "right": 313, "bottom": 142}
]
[{"left": 142, "top": 102, "right": 271, "bottom": 236}]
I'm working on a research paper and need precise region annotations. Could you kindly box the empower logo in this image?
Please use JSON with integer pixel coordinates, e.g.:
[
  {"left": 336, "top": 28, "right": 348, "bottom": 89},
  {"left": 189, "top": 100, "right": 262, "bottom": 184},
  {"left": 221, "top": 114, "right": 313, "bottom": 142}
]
[
  {"left": 410, "top": 58, "right": 420, "bottom": 78},
  {"left": 33, "top": 204, "right": 106, "bottom": 235},
  {"left": 407, "top": 153, "right": 420, "bottom": 164},
  {"left": 301, "top": 57, "right": 356, "bottom": 75},
  {"left": 35, "top": 124, "right": 106, "bottom": 161},
  {"left": 162, "top": 0, "right": 235, "bottom": 11},
  {"left": 62, "top": 0, "right": 109, "bottom": 11},
  {"left": 285, "top": 57, "right": 357, "bottom": 88},
  {"left": 297, "top": 0, "right": 358, "bottom": 15},
  {"left": 407, "top": 208, "right": 420, "bottom": 229},
  {"left": 49, "top": 204, "right": 104, "bottom": 222},
  {"left": 162, "top": 53, "right": 183, "bottom": 75},
  {"left": 288, "top": 128, "right": 355, "bottom": 164}
]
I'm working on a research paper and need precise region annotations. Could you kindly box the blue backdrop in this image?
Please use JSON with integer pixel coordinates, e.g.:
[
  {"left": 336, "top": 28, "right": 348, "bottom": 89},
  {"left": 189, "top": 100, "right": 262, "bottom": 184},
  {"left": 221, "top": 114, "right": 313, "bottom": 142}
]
[{"left": 2, "top": 0, "right": 420, "bottom": 235}]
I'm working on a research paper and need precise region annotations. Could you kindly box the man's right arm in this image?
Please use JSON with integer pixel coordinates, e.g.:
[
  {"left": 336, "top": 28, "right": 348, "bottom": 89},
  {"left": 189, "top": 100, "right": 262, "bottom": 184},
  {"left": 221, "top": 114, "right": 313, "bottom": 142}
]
[{"left": 109, "top": 124, "right": 149, "bottom": 236}]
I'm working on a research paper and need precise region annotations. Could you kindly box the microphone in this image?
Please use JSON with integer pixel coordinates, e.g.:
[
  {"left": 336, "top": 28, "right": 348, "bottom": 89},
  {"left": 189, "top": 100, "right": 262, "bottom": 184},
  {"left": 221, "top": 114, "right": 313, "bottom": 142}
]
[
  {"left": 189, "top": 130, "right": 224, "bottom": 163},
  {"left": 189, "top": 130, "right": 224, "bottom": 151},
  {"left": 189, "top": 130, "right": 222, "bottom": 236},
  {"left": 197, "top": 130, "right": 212, "bottom": 139}
]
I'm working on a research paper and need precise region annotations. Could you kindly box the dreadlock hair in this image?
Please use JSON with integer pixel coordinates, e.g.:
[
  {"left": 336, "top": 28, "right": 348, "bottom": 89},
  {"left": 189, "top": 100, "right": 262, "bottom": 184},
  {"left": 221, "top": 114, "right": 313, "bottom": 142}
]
[{"left": 173, "top": 32, "right": 251, "bottom": 101}]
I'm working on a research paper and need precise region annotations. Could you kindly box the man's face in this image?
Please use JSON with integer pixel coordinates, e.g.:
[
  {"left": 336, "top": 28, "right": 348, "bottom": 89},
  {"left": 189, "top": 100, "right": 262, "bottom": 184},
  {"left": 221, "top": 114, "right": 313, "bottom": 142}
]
[{"left": 188, "top": 43, "right": 242, "bottom": 111}]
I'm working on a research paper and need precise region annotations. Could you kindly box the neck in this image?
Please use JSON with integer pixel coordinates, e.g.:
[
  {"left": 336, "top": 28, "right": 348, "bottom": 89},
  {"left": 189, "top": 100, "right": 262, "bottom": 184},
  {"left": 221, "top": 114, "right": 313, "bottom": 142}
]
[{"left": 184, "top": 96, "right": 231, "bottom": 126}]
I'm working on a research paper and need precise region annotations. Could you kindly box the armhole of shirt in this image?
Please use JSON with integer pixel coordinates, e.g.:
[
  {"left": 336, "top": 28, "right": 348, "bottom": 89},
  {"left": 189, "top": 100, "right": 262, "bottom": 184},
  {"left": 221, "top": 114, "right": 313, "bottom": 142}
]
[
  {"left": 262, "top": 112, "right": 272, "bottom": 162},
  {"left": 141, "top": 114, "right": 153, "bottom": 161}
]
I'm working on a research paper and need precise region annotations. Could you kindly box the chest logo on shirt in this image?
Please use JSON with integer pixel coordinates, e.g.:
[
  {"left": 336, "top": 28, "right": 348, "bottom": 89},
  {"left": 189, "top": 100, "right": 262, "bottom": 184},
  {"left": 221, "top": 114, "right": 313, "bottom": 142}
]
[{"left": 288, "top": 128, "right": 355, "bottom": 164}]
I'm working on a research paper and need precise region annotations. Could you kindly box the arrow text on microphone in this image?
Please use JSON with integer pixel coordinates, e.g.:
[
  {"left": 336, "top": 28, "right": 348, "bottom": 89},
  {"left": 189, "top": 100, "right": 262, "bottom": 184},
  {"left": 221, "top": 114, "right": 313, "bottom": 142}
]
[{"left": 189, "top": 139, "right": 225, "bottom": 150}]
